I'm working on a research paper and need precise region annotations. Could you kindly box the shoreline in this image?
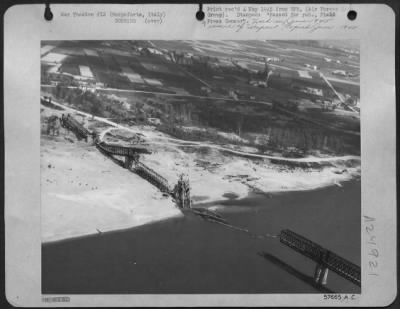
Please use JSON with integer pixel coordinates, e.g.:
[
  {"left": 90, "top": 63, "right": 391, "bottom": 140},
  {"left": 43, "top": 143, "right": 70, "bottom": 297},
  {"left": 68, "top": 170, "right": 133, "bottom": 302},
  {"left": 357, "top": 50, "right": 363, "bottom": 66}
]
[
  {"left": 42, "top": 177, "right": 361, "bottom": 294},
  {"left": 42, "top": 176, "right": 360, "bottom": 244},
  {"left": 194, "top": 177, "right": 360, "bottom": 209},
  {"left": 42, "top": 213, "right": 184, "bottom": 245},
  {"left": 40, "top": 100, "right": 360, "bottom": 244}
]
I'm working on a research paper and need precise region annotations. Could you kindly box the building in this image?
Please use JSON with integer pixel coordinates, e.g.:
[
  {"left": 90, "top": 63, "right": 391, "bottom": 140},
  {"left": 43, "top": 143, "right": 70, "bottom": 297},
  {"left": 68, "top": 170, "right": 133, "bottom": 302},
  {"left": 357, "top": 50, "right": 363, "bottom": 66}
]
[{"left": 148, "top": 117, "right": 161, "bottom": 125}]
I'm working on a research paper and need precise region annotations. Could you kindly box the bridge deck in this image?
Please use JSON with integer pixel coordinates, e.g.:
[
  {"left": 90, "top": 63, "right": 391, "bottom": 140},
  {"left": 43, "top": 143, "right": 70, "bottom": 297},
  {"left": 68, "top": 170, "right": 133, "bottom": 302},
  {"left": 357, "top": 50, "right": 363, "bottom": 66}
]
[
  {"left": 96, "top": 142, "right": 151, "bottom": 156},
  {"left": 96, "top": 142, "right": 169, "bottom": 193},
  {"left": 134, "top": 162, "right": 170, "bottom": 193},
  {"left": 62, "top": 115, "right": 90, "bottom": 140}
]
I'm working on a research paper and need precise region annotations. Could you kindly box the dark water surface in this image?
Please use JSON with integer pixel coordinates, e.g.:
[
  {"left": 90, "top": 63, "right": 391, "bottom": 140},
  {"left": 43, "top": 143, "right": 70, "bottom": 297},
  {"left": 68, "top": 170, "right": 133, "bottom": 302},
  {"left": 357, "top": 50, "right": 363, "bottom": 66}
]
[{"left": 42, "top": 180, "right": 361, "bottom": 294}]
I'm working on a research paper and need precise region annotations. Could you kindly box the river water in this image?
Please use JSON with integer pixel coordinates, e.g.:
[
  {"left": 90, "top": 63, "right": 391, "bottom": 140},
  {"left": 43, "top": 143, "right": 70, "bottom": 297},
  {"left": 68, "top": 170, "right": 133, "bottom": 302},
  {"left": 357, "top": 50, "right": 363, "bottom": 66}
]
[{"left": 42, "top": 180, "right": 361, "bottom": 294}]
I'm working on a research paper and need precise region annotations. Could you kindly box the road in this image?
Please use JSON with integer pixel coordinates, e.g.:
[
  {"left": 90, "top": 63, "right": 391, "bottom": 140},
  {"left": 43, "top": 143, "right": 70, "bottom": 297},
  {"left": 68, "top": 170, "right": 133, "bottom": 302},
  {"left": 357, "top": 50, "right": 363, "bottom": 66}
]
[
  {"left": 43, "top": 96, "right": 360, "bottom": 164},
  {"left": 319, "top": 72, "right": 359, "bottom": 113},
  {"left": 275, "top": 106, "right": 360, "bottom": 136},
  {"left": 41, "top": 84, "right": 273, "bottom": 107}
]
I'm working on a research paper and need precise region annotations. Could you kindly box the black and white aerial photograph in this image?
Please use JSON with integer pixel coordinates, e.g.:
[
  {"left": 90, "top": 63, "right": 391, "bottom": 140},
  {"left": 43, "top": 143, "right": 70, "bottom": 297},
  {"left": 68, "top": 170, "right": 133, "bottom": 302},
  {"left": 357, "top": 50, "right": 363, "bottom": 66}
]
[{"left": 40, "top": 40, "right": 361, "bottom": 294}]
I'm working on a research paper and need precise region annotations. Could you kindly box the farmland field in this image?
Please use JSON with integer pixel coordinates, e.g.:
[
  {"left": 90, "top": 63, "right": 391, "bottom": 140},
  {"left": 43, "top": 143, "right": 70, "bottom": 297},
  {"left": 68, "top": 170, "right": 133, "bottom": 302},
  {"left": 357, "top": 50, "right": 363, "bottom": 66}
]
[{"left": 41, "top": 39, "right": 360, "bottom": 143}]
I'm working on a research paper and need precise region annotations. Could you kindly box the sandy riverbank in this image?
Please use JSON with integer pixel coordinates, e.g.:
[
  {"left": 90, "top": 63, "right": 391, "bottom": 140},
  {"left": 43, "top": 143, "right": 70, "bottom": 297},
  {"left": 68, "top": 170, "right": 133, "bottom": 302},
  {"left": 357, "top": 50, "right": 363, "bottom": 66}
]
[
  {"left": 41, "top": 135, "right": 181, "bottom": 243},
  {"left": 41, "top": 106, "right": 181, "bottom": 242},
  {"left": 101, "top": 126, "right": 361, "bottom": 204},
  {"left": 140, "top": 144, "right": 360, "bottom": 204},
  {"left": 41, "top": 104, "right": 360, "bottom": 242}
]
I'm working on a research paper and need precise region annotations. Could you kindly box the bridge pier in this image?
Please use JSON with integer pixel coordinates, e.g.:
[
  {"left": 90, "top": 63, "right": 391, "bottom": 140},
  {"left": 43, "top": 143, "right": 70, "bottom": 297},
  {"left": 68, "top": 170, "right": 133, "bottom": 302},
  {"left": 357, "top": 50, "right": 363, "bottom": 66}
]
[
  {"left": 321, "top": 267, "right": 329, "bottom": 285},
  {"left": 173, "top": 174, "right": 191, "bottom": 209},
  {"left": 314, "top": 263, "right": 329, "bottom": 285},
  {"left": 124, "top": 156, "right": 134, "bottom": 170}
]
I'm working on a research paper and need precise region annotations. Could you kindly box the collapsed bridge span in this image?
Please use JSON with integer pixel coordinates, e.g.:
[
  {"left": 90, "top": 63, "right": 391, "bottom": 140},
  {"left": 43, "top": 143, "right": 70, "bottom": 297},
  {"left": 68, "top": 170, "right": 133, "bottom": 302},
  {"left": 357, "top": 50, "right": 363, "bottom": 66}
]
[
  {"left": 61, "top": 114, "right": 91, "bottom": 141},
  {"left": 133, "top": 162, "right": 171, "bottom": 193},
  {"left": 95, "top": 139, "right": 171, "bottom": 194},
  {"left": 96, "top": 141, "right": 151, "bottom": 157}
]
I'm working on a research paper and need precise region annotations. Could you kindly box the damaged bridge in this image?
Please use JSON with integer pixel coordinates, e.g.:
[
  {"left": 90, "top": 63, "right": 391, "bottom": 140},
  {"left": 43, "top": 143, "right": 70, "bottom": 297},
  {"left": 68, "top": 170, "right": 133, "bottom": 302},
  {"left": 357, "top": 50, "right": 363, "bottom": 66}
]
[
  {"left": 133, "top": 162, "right": 171, "bottom": 193},
  {"left": 96, "top": 141, "right": 151, "bottom": 169},
  {"left": 95, "top": 140, "right": 172, "bottom": 194},
  {"left": 60, "top": 114, "right": 206, "bottom": 216},
  {"left": 279, "top": 229, "right": 361, "bottom": 287},
  {"left": 61, "top": 114, "right": 91, "bottom": 141}
]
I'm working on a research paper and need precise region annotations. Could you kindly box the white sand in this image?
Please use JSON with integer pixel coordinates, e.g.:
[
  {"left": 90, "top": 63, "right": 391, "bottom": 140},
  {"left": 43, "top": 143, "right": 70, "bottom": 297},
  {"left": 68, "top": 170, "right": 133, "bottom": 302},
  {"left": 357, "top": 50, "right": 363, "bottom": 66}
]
[
  {"left": 141, "top": 143, "right": 360, "bottom": 204},
  {"left": 40, "top": 102, "right": 360, "bottom": 242},
  {"left": 41, "top": 135, "right": 181, "bottom": 243}
]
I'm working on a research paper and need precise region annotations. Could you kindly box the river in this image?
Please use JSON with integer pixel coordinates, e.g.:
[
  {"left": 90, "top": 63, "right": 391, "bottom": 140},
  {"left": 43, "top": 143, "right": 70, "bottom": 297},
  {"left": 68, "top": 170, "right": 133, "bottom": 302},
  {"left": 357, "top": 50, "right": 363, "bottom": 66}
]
[{"left": 42, "top": 180, "right": 361, "bottom": 294}]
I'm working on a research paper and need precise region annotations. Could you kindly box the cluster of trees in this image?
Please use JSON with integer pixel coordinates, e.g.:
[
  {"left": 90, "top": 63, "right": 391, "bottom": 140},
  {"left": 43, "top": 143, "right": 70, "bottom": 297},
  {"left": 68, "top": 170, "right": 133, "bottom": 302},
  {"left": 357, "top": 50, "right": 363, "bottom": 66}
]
[
  {"left": 158, "top": 124, "right": 240, "bottom": 145},
  {"left": 51, "top": 83, "right": 358, "bottom": 156},
  {"left": 263, "top": 127, "right": 349, "bottom": 154},
  {"left": 158, "top": 122, "right": 356, "bottom": 156},
  {"left": 53, "top": 84, "right": 106, "bottom": 116},
  {"left": 52, "top": 83, "right": 133, "bottom": 120},
  {"left": 154, "top": 100, "right": 356, "bottom": 155},
  {"left": 52, "top": 83, "right": 170, "bottom": 125},
  {"left": 166, "top": 103, "right": 194, "bottom": 124},
  {"left": 147, "top": 101, "right": 196, "bottom": 125},
  {"left": 158, "top": 124, "right": 213, "bottom": 142}
]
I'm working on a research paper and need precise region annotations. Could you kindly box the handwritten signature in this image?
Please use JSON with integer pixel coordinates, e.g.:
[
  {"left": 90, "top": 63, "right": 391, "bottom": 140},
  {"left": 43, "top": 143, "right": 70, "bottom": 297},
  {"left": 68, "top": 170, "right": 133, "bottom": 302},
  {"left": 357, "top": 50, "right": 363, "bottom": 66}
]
[{"left": 207, "top": 17, "right": 336, "bottom": 33}]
